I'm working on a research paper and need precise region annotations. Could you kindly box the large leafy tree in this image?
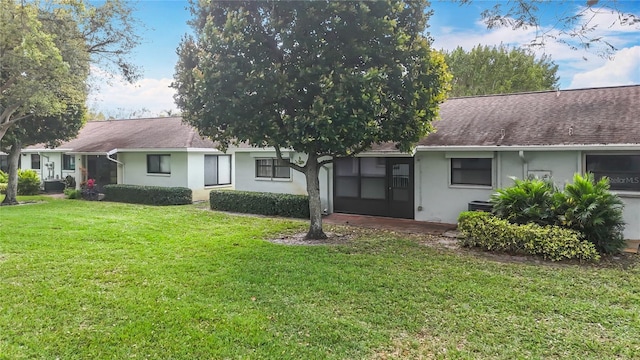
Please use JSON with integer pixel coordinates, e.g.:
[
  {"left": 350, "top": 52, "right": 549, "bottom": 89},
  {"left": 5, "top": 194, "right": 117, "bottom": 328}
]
[
  {"left": 444, "top": 44, "right": 559, "bottom": 97},
  {"left": 1, "top": 0, "right": 139, "bottom": 204},
  {"left": 0, "top": 0, "right": 141, "bottom": 142},
  {"left": 0, "top": 0, "right": 73, "bottom": 141},
  {"left": 173, "top": 0, "right": 450, "bottom": 239}
]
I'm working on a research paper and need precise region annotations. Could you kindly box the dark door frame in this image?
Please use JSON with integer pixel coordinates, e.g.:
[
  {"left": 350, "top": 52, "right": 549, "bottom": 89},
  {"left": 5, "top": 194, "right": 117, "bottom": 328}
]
[{"left": 333, "top": 157, "right": 415, "bottom": 219}]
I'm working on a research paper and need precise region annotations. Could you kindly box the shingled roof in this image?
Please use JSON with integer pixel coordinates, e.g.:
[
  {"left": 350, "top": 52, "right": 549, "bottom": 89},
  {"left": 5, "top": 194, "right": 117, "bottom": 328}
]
[
  {"left": 419, "top": 85, "right": 640, "bottom": 147},
  {"left": 27, "top": 117, "right": 218, "bottom": 153}
]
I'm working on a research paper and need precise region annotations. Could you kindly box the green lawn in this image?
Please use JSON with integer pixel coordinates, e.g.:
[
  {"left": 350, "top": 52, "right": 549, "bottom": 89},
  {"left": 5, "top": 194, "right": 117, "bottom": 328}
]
[{"left": 1, "top": 198, "right": 639, "bottom": 359}]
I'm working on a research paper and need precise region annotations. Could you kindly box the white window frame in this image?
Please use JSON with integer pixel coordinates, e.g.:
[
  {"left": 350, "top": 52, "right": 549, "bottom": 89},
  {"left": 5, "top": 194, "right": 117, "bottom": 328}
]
[
  {"left": 448, "top": 156, "right": 494, "bottom": 189},
  {"left": 147, "top": 154, "right": 171, "bottom": 175},
  {"left": 255, "top": 158, "right": 291, "bottom": 180},
  {"left": 204, "top": 154, "right": 232, "bottom": 186}
]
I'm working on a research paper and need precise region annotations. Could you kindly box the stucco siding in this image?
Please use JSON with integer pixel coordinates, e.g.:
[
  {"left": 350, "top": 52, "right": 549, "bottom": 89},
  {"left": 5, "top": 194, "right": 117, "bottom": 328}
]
[
  {"left": 414, "top": 152, "right": 494, "bottom": 224},
  {"left": 186, "top": 151, "right": 233, "bottom": 201},
  {"left": 119, "top": 152, "right": 189, "bottom": 188},
  {"left": 20, "top": 151, "right": 78, "bottom": 186},
  {"left": 233, "top": 152, "right": 332, "bottom": 212}
]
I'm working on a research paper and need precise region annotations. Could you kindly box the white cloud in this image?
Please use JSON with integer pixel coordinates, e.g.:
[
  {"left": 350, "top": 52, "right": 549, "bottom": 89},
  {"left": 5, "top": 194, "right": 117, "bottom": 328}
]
[
  {"left": 431, "top": 6, "right": 640, "bottom": 90},
  {"left": 432, "top": 23, "right": 537, "bottom": 52},
  {"left": 569, "top": 46, "right": 640, "bottom": 88},
  {"left": 88, "top": 66, "right": 178, "bottom": 118}
]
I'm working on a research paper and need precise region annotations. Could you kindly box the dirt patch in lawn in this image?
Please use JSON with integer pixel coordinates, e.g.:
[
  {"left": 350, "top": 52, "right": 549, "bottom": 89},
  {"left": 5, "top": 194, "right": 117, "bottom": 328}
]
[
  {"left": 268, "top": 231, "right": 356, "bottom": 246},
  {"left": 268, "top": 226, "right": 640, "bottom": 268}
]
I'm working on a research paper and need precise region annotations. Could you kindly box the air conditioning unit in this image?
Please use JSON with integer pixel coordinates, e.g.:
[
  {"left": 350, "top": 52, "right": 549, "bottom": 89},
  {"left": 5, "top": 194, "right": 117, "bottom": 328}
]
[{"left": 468, "top": 200, "right": 492, "bottom": 212}]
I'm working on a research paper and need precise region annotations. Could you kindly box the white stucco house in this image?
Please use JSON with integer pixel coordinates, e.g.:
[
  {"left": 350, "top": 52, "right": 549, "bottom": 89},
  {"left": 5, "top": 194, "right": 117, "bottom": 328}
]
[
  {"left": 22, "top": 117, "right": 232, "bottom": 200},
  {"left": 16, "top": 85, "right": 640, "bottom": 240},
  {"left": 230, "top": 85, "right": 640, "bottom": 240}
]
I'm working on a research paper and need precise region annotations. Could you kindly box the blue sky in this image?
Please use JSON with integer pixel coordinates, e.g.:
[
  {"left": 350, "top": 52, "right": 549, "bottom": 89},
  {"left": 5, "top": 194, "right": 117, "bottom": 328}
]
[{"left": 89, "top": 0, "right": 640, "bottom": 117}]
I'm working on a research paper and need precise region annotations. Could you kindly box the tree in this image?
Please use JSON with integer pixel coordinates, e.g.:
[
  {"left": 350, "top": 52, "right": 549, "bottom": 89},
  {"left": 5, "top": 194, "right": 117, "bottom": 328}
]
[
  {"left": 0, "top": 0, "right": 74, "bottom": 141},
  {"left": 1, "top": 0, "right": 140, "bottom": 204},
  {"left": 459, "top": 0, "right": 640, "bottom": 58},
  {"left": 173, "top": 0, "right": 450, "bottom": 239},
  {"left": 0, "top": 0, "right": 141, "bottom": 142},
  {"left": 1, "top": 102, "right": 86, "bottom": 205},
  {"left": 444, "top": 44, "right": 559, "bottom": 97}
]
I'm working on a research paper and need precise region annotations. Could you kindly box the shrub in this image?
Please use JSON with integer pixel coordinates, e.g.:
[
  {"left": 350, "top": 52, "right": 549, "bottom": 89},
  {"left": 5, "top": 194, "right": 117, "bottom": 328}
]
[
  {"left": 491, "top": 177, "right": 557, "bottom": 226},
  {"left": 555, "top": 173, "right": 626, "bottom": 254},
  {"left": 64, "top": 188, "right": 82, "bottom": 199},
  {"left": 103, "top": 185, "right": 192, "bottom": 206},
  {"left": 0, "top": 170, "right": 7, "bottom": 183},
  {"left": 17, "top": 169, "right": 41, "bottom": 195},
  {"left": 0, "top": 183, "right": 6, "bottom": 194},
  {"left": 457, "top": 211, "right": 600, "bottom": 261},
  {"left": 210, "top": 190, "right": 310, "bottom": 219}
]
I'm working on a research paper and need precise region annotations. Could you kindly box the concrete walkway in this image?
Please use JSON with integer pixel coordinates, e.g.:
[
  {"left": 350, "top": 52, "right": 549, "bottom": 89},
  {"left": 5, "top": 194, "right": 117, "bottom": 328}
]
[
  {"left": 324, "top": 213, "right": 639, "bottom": 254},
  {"left": 323, "top": 213, "right": 456, "bottom": 236}
]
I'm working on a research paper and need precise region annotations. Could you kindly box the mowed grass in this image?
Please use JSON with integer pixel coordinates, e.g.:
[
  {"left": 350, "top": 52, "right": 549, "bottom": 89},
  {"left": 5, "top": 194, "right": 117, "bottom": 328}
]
[{"left": 1, "top": 198, "right": 639, "bottom": 359}]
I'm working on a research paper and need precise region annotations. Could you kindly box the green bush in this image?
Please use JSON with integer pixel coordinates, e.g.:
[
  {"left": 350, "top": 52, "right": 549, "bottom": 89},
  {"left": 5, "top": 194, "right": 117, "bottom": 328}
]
[
  {"left": 0, "top": 170, "right": 7, "bottom": 183},
  {"left": 17, "top": 169, "right": 41, "bottom": 195},
  {"left": 490, "top": 173, "right": 627, "bottom": 254},
  {"left": 555, "top": 173, "right": 626, "bottom": 254},
  {"left": 103, "top": 185, "right": 192, "bottom": 205},
  {"left": 0, "top": 183, "right": 7, "bottom": 194},
  {"left": 491, "top": 177, "right": 557, "bottom": 226},
  {"left": 457, "top": 211, "right": 600, "bottom": 261},
  {"left": 210, "top": 190, "right": 310, "bottom": 219},
  {"left": 64, "top": 188, "right": 82, "bottom": 199}
]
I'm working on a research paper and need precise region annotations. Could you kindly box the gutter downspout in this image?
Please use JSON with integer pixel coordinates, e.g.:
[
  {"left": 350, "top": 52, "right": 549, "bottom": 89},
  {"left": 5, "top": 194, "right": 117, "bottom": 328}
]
[
  {"left": 106, "top": 149, "right": 124, "bottom": 184},
  {"left": 38, "top": 152, "right": 50, "bottom": 182},
  {"left": 519, "top": 150, "right": 528, "bottom": 179}
]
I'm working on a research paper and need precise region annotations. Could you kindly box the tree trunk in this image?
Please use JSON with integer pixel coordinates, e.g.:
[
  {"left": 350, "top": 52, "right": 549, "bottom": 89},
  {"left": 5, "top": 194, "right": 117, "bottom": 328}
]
[
  {"left": 304, "top": 153, "right": 327, "bottom": 240},
  {"left": 2, "top": 139, "right": 21, "bottom": 205}
]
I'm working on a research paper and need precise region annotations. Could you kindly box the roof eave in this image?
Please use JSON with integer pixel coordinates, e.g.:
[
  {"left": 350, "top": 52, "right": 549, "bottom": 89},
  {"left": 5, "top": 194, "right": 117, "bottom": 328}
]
[{"left": 416, "top": 144, "right": 640, "bottom": 152}]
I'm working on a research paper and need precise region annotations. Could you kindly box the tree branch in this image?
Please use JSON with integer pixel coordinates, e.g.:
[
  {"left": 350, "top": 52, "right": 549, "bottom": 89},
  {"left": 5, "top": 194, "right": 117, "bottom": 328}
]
[
  {"left": 275, "top": 146, "right": 305, "bottom": 173},
  {"left": 0, "top": 76, "right": 18, "bottom": 94}
]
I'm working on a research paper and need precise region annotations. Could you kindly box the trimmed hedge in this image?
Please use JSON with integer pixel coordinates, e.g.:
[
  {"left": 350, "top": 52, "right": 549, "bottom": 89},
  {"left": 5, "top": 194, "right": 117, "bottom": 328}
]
[
  {"left": 210, "top": 190, "right": 310, "bottom": 219},
  {"left": 103, "top": 184, "right": 192, "bottom": 206},
  {"left": 458, "top": 211, "right": 600, "bottom": 261}
]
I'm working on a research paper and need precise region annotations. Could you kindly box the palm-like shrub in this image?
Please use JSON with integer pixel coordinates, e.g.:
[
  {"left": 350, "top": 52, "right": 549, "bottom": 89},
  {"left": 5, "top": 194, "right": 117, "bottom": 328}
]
[
  {"left": 491, "top": 177, "right": 557, "bottom": 226},
  {"left": 0, "top": 170, "right": 7, "bottom": 183},
  {"left": 555, "top": 173, "right": 625, "bottom": 254}
]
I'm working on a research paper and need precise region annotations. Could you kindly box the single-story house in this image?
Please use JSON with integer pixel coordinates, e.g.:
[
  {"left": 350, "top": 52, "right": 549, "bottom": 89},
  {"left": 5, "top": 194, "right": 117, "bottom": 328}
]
[
  {"left": 22, "top": 117, "right": 232, "bottom": 200},
  {"left": 230, "top": 85, "right": 640, "bottom": 240}
]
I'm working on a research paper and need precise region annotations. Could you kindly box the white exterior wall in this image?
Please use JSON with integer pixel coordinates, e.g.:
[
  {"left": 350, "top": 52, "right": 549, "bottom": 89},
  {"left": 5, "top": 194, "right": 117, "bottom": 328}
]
[
  {"left": 414, "top": 152, "right": 495, "bottom": 224},
  {"left": 233, "top": 152, "right": 333, "bottom": 212},
  {"left": 186, "top": 151, "right": 233, "bottom": 201},
  {"left": 119, "top": 152, "right": 189, "bottom": 188},
  {"left": 20, "top": 151, "right": 76, "bottom": 183},
  {"left": 415, "top": 149, "right": 640, "bottom": 240}
]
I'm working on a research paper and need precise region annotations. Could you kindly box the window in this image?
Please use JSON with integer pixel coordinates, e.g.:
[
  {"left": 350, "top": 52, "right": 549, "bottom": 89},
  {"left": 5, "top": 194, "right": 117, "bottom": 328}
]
[
  {"left": 204, "top": 155, "right": 231, "bottom": 186},
  {"left": 63, "top": 154, "right": 75, "bottom": 171},
  {"left": 335, "top": 158, "right": 387, "bottom": 200},
  {"left": 147, "top": 154, "right": 171, "bottom": 174},
  {"left": 586, "top": 154, "right": 640, "bottom": 191},
  {"left": 255, "top": 158, "right": 290, "bottom": 179},
  {"left": 31, "top": 154, "right": 41, "bottom": 169},
  {"left": 451, "top": 158, "right": 492, "bottom": 186}
]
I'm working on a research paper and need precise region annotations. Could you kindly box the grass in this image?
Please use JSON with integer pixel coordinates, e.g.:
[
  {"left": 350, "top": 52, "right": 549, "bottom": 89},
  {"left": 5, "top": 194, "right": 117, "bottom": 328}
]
[{"left": 0, "top": 197, "right": 639, "bottom": 359}]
